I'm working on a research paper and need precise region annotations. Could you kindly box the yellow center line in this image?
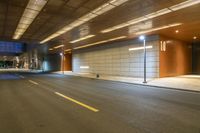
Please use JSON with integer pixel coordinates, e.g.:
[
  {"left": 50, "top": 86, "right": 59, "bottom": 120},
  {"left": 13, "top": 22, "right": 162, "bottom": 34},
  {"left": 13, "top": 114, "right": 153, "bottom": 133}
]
[
  {"left": 29, "top": 80, "right": 39, "bottom": 85},
  {"left": 55, "top": 92, "right": 99, "bottom": 112}
]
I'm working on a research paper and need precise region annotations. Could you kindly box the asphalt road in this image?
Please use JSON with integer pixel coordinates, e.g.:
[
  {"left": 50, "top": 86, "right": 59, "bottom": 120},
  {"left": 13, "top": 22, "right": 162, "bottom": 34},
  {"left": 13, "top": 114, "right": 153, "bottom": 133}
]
[{"left": 0, "top": 72, "right": 200, "bottom": 133}]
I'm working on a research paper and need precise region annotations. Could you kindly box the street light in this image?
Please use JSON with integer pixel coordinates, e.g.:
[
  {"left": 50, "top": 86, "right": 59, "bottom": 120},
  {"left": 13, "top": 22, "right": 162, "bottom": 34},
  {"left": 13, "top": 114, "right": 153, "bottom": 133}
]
[
  {"left": 139, "top": 35, "right": 145, "bottom": 40},
  {"left": 60, "top": 52, "right": 64, "bottom": 75},
  {"left": 139, "top": 35, "right": 147, "bottom": 83}
]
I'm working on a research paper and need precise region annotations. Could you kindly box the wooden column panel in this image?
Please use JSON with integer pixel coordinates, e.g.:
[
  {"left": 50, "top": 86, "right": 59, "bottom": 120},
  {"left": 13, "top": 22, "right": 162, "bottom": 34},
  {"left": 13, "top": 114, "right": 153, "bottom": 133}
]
[
  {"left": 63, "top": 53, "right": 72, "bottom": 71},
  {"left": 159, "top": 36, "right": 192, "bottom": 77}
]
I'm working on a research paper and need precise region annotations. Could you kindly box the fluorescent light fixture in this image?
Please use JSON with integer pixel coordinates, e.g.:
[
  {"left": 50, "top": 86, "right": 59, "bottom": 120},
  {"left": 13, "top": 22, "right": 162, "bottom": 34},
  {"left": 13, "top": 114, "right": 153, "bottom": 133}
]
[
  {"left": 129, "top": 46, "right": 153, "bottom": 51},
  {"left": 101, "top": 0, "right": 199, "bottom": 33},
  {"left": 135, "top": 23, "right": 182, "bottom": 35},
  {"left": 107, "top": 36, "right": 127, "bottom": 41},
  {"left": 128, "top": 21, "right": 153, "bottom": 34},
  {"left": 40, "top": 0, "right": 129, "bottom": 44},
  {"left": 110, "top": 0, "right": 129, "bottom": 6},
  {"left": 13, "top": 0, "right": 47, "bottom": 40},
  {"left": 70, "top": 35, "right": 95, "bottom": 43},
  {"left": 79, "top": 13, "right": 97, "bottom": 22},
  {"left": 127, "top": 17, "right": 148, "bottom": 25},
  {"left": 80, "top": 66, "right": 90, "bottom": 69},
  {"left": 69, "top": 20, "right": 85, "bottom": 27},
  {"left": 100, "top": 17, "right": 147, "bottom": 33},
  {"left": 145, "top": 8, "right": 171, "bottom": 19},
  {"left": 73, "top": 36, "right": 127, "bottom": 50},
  {"left": 169, "top": 0, "right": 200, "bottom": 11},
  {"left": 92, "top": 3, "right": 115, "bottom": 15},
  {"left": 54, "top": 45, "right": 64, "bottom": 49},
  {"left": 22, "top": 9, "right": 38, "bottom": 19},
  {"left": 17, "top": 23, "right": 29, "bottom": 29},
  {"left": 65, "top": 49, "right": 71, "bottom": 52},
  {"left": 101, "top": 17, "right": 150, "bottom": 33},
  {"left": 101, "top": 23, "right": 130, "bottom": 33}
]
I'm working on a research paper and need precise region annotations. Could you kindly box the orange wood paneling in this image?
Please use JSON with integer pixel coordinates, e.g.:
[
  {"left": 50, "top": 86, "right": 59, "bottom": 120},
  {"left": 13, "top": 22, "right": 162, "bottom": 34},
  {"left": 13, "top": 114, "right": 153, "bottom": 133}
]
[
  {"left": 61, "top": 53, "right": 72, "bottom": 71},
  {"left": 159, "top": 36, "right": 192, "bottom": 77},
  {"left": 64, "top": 53, "right": 72, "bottom": 71}
]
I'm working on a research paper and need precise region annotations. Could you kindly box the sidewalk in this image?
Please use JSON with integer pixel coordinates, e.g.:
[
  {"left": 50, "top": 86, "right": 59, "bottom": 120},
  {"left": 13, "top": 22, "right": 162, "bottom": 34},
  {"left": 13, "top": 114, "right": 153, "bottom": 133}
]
[
  {"left": 0, "top": 69, "right": 43, "bottom": 73},
  {"left": 53, "top": 71, "right": 200, "bottom": 92}
]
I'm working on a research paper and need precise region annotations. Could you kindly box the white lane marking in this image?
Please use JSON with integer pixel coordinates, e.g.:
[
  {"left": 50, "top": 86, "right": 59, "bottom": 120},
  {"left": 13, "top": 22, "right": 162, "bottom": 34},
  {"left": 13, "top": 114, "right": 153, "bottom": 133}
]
[
  {"left": 55, "top": 92, "right": 99, "bottom": 112},
  {"left": 29, "top": 80, "right": 39, "bottom": 85}
]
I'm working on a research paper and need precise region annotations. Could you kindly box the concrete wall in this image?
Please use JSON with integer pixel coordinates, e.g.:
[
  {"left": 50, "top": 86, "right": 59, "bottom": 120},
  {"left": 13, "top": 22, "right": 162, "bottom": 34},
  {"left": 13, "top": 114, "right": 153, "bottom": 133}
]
[
  {"left": 73, "top": 36, "right": 160, "bottom": 78},
  {"left": 43, "top": 53, "right": 61, "bottom": 71}
]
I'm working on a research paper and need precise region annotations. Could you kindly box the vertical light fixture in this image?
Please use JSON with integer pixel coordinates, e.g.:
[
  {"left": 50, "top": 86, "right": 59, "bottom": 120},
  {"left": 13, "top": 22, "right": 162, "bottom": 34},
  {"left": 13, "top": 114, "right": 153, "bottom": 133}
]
[
  {"left": 59, "top": 40, "right": 65, "bottom": 75},
  {"left": 139, "top": 35, "right": 147, "bottom": 83},
  {"left": 60, "top": 52, "right": 64, "bottom": 75}
]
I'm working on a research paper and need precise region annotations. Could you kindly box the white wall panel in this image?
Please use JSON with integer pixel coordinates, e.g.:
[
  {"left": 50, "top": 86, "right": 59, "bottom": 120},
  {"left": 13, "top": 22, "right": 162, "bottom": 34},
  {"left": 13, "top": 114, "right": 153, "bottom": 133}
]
[{"left": 72, "top": 39, "right": 160, "bottom": 78}]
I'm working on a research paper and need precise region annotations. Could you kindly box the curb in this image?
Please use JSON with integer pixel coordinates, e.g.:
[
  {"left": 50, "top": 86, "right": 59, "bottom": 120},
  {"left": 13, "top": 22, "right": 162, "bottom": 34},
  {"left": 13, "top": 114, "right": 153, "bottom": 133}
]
[{"left": 67, "top": 74, "right": 200, "bottom": 93}]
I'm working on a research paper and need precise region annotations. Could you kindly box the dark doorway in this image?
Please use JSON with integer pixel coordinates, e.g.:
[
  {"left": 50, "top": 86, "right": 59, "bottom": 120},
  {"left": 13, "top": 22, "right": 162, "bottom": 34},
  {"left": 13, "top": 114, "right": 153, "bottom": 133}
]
[{"left": 192, "top": 42, "right": 200, "bottom": 74}]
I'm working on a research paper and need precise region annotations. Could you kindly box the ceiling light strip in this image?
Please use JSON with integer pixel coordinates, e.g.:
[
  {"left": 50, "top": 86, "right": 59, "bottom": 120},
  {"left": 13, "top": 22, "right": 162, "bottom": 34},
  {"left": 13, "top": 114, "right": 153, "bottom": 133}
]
[
  {"left": 80, "top": 66, "right": 90, "bottom": 69},
  {"left": 135, "top": 23, "right": 182, "bottom": 35},
  {"left": 129, "top": 46, "right": 153, "bottom": 51},
  {"left": 65, "top": 49, "right": 72, "bottom": 52},
  {"left": 73, "top": 36, "right": 127, "bottom": 50},
  {"left": 13, "top": 0, "right": 47, "bottom": 40},
  {"left": 70, "top": 35, "right": 95, "bottom": 43},
  {"left": 54, "top": 45, "right": 64, "bottom": 49},
  {"left": 101, "top": 0, "right": 200, "bottom": 33},
  {"left": 40, "top": 0, "right": 129, "bottom": 44},
  {"left": 169, "top": 0, "right": 200, "bottom": 11}
]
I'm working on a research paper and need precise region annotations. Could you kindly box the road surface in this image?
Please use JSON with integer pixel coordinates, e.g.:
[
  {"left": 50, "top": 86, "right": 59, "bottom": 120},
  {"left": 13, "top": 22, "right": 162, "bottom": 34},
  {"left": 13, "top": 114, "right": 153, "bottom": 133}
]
[{"left": 0, "top": 72, "right": 199, "bottom": 133}]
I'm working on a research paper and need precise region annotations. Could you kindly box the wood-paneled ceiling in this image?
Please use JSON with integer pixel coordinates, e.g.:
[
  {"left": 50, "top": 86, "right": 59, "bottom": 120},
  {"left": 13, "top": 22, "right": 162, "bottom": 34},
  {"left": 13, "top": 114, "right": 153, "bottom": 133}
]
[{"left": 0, "top": 0, "right": 200, "bottom": 49}]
